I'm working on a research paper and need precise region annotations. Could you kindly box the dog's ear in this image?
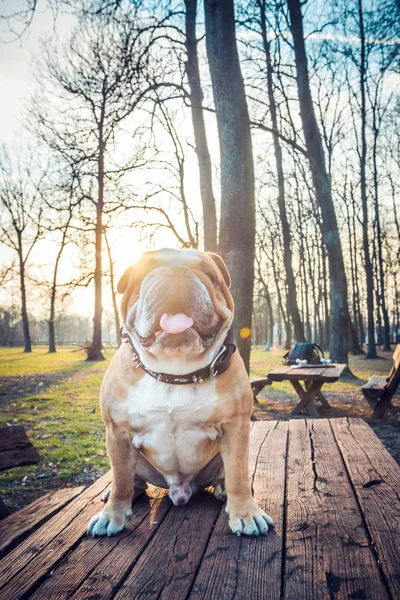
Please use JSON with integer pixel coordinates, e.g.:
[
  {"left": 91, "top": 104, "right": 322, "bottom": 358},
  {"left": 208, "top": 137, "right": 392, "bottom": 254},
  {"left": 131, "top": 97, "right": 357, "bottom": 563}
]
[
  {"left": 117, "top": 265, "right": 136, "bottom": 294},
  {"left": 206, "top": 252, "right": 231, "bottom": 288}
]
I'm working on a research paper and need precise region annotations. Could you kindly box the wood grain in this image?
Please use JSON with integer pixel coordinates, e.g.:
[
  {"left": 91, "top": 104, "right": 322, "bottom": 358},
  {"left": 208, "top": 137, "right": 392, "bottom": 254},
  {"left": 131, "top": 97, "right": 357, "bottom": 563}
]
[
  {"left": 284, "top": 419, "right": 389, "bottom": 600},
  {"left": 110, "top": 490, "right": 222, "bottom": 600},
  {"left": 331, "top": 417, "right": 400, "bottom": 599},
  {"left": 188, "top": 421, "right": 288, "bottom": 600},
  {"left": 268, "top": 364, "right": 346, "bottom": 383},
  {"left": 0, "top": 471, "right": 112, "bottom": 600},
  {"left": 0, "top": 419, "right": 398, "bottom": 600},
  {"left": 0, "top": 487, "right": 85, "bottom": 558},
  {"left": 362, "top": 376, "right": 387, "bottom": 400},
  {"left": 31, "top": 486, "right": 171, "bottom": 600}
]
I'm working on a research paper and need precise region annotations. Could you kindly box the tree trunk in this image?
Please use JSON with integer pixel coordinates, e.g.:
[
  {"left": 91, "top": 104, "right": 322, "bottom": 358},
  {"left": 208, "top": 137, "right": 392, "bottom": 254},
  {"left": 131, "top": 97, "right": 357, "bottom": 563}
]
[
  {"left": 48, "top": 225, "right": 70, "bottom": 353},
  {"left": 204, "top": 0, "right": 255, "bottom": 373},
  {"left": 258, "top": 0, "right": 305, "bottom": 342},
  {"left": 346, "top": 187, "right": 359, "bottom": 343},
  {"left": 358, "top": 0, "right": 377, "bottom": 359},
  {"left": 350, "top": 184, "right": 365, "bottom": 345},
  {"left": 344, "top": 189, "right": 364, "bottom": 355},
  {"left": 277, "top": 303, "right": 282, "bottom": 346},
  {"left": 372, "top": 116, "right": 391, "bottom": 351},
  {"left": 104, "top": 229, "right": 121, "bottom": 348},
  {"left": 48, "top": 285, "right": 56, "bottom": 354},
  {"left": 321, "top": 242, "right": 330, "bottom": 349},
  {"left": 88, "top": 128, "right": 105, "bottom": 361},
  {"left": 271, "top": 254, "right": 290, "bottom": 348},
  {"left": 265, "top": 288, "right": 274, "bottom": 346},
  {"left": 284, "top": 304, "right": 291, "bottom": 350},
  {"left": 185, "top": 0, "right": 217, "bottom": 252},
  {"left": 287, "top": 0, "right": 349, "bottom": 363},
  {"left": 18, "top": 244, "right": 31, "bottom": 353}
]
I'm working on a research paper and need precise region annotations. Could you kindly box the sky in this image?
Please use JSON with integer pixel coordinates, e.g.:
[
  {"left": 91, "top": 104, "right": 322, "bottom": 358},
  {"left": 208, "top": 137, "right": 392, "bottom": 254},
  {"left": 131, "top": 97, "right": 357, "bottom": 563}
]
[
  {"left": 0, "top": 2, "right": 216, "bottom": 320},
  {"left": 1, "top": 0, "right": 399, "bottom": 327}
]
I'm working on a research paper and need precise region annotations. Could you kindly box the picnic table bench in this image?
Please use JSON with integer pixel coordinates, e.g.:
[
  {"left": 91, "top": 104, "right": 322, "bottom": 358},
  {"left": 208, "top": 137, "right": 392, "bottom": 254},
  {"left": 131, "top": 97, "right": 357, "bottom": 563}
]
[
  {"left": 0, "top": 417, "right": 399, "bottom": 599},
  {"left": 250, "top": 377, "right": 272, "bottom": 400},
  {"left": 267, "top": 364, "right": 347, "bottom": 417},
  {"left": 362, "top": 344, "right": 400, "bottom": 419}
]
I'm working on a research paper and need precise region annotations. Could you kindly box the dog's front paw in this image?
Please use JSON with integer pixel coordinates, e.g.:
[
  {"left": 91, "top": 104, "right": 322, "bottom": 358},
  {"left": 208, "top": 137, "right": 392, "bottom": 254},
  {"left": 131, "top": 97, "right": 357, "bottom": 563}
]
[
  {"left": 227, "top": 502, "right": 274, "bottom": 536},
  {"left": 87, "top": 504, "right": 132, "bottom": 537}
]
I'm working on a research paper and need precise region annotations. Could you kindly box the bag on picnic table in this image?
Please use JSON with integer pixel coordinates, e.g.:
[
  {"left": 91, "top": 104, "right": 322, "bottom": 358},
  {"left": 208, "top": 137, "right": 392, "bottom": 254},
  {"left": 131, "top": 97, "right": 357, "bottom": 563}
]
[{"left": 283, "top": 342, "right": 324, "bottom": 366}]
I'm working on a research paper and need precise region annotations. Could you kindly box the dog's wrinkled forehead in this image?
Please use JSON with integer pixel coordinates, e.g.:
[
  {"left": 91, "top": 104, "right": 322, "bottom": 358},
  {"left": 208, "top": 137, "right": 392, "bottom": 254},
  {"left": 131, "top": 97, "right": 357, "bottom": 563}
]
[
  {"left": 136, "top": 248, "right": 204, "bottom": 284},
  {"left": 151, "top": 248, "right": 202, "bottom": 269}
]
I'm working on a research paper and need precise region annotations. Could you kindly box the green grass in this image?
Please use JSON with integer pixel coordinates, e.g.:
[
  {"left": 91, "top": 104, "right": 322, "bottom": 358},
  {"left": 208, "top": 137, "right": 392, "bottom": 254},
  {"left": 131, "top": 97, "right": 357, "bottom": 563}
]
[
  {"left": 0, "top": 345, "right": 393, "bottom": 508},
  {"left": 0, "top": 347, "right": 116, "bottom": 507},
  {"left": 0, "top": 346, "right": 91, "bottom": 376}
]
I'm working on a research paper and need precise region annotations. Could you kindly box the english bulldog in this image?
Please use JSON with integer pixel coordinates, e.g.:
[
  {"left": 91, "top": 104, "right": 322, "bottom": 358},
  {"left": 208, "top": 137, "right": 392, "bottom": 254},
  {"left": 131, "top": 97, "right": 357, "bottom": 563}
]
[{"left": 87, "top": 248, "right": 273, "bottom": 537}]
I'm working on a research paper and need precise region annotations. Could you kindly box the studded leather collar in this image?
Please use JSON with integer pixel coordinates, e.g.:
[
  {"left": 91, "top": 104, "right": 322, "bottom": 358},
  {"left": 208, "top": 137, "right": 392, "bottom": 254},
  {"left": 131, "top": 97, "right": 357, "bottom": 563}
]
[{"left": 120, "top": 327, "right": 236, "bottom": 384}]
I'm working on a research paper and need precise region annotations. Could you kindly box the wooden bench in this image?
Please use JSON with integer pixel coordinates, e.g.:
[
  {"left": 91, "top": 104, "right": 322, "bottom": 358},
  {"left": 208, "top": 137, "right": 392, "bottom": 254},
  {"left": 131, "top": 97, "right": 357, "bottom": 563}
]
[
  {"left": 0, "top": 487, "right": 85, "bottom": 557},
  {"left": 362, "top": 344, "right": 400, "bottom": 419},
  {"left": 0, "top": 417, "right": 399, "bottom": 599},
  {"left": 0, "top": 425, "right": 40, "bottom": 519},
  {"left": 250, "top": 377, "right": 272, "bottom": 400}
]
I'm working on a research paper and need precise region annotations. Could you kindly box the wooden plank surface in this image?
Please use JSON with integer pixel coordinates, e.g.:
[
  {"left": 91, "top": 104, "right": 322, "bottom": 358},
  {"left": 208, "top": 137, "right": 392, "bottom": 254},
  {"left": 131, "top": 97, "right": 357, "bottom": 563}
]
[
  {"left": 362, "top": 376, "right": 387, "bottom": 401},
  {"left": 0, "top": 426, "right": 39, "bottom": 471},
  {"left": 331, "top": 418, "right": 400, "bottom": 599},
  {"left": 0, "top": 418, "right": 399, "bottom": 600},
  {"left": 111, "top": 490, "right": 222, "bottom": 600},
  {"left": 268, "top": 364, "right": 346, "bottom": 383},
  {"left": 30, "top": 487, "right": 172, "bottom": 600},
  {"left": 0, "top": 472, "right": 112, "bottom": 600},
  {"left": 188, "top": 421, "right": 288, "bottom": 600},
  {"left": 0, "top": 486, "right": 85, "bottom": 558},
  {"left": 284, "top": 419, "right": 390, "bottom": 599}
]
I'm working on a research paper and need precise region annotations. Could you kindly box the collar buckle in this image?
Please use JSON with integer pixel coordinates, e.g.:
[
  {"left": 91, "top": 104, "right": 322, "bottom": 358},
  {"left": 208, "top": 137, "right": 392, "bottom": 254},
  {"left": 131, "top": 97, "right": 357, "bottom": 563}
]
[{"left": 210, "top": 345, "right": 227, "bottom": 378}]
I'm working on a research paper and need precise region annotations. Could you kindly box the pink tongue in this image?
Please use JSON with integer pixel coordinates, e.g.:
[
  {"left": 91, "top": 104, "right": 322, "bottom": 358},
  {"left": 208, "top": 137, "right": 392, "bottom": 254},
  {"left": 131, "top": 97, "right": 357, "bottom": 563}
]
[{"left": 160, "top": 313, "right": 194, "bottom": 335}]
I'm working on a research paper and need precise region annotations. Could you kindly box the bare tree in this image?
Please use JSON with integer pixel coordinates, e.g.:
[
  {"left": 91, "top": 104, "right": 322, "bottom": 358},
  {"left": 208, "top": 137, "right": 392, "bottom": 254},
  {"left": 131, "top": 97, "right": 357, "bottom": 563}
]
[
  {"left": 32, "top": 9, "right": 157, "bottom": 360},
  {"left": 287, "top": 0, "right": 350, "bottom": 363},
  {"left": 184, "top": 0, "right": 217, "bottom": 251},
  {"left": 240, "top": 0, "right": 305, "bottom": 344},
  {"left": 341, "top": 0, "right": 400, "bottom": 356},
  {"left": 42, "top": 180, "right": 80, "bottom": 353},
  {"left": 204, "top": 0, "right": 255, "bottom": 372},
  {"left": 0, "top": 148, "right": 43, "bottom": 352}
]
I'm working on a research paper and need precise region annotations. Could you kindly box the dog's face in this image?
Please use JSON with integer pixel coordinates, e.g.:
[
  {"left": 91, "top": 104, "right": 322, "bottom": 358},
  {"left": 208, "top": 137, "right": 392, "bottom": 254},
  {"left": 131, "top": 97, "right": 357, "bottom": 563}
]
[{"left": 118, "top": 248, "right": 233, "bottom": 366}]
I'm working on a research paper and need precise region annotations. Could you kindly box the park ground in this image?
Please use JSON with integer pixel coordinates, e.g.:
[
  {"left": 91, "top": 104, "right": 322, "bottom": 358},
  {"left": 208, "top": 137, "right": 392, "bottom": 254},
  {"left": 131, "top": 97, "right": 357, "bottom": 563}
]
[{"left": 0, "top": 345, "right": 399, "bottom": 512}]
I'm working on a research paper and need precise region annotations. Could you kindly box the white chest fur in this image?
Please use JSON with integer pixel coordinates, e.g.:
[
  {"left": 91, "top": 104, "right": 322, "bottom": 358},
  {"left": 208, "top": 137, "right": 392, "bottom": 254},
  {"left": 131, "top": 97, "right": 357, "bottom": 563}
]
[{"left": 115, "top": 375, "right": 222, "bottom": 482}]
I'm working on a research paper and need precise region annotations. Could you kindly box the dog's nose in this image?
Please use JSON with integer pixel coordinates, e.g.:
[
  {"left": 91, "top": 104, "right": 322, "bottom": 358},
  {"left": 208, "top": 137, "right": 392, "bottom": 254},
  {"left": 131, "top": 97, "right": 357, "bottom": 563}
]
[{"left": 165, "top": 266, "right": 193, "bottom": 279}]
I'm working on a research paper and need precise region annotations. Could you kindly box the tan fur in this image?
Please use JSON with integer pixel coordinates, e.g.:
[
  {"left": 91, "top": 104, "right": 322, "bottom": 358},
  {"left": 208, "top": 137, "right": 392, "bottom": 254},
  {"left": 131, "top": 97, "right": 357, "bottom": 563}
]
[{"left": 87, "top": 249, "right": 273, "bottom": 537}]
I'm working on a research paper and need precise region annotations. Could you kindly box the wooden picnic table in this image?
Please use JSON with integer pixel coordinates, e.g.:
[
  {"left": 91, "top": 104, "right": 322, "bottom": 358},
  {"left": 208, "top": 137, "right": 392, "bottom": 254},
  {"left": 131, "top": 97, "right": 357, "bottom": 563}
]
[
  {"left": 268, "top": 363, "right": 347, "bottom": 417},
  {"left": 0, "top": 417, "right": 399, "bottom": 600}
]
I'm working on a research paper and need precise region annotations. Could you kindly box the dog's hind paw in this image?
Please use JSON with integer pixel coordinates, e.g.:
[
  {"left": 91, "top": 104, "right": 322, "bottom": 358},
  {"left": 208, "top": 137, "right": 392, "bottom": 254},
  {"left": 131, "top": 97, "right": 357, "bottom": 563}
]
[
  {"left": 101, "top": 489, "right": 111, "bottom": 504},
  {"left": 213, "top": 483, "right": 227, "bottom": 502}
]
